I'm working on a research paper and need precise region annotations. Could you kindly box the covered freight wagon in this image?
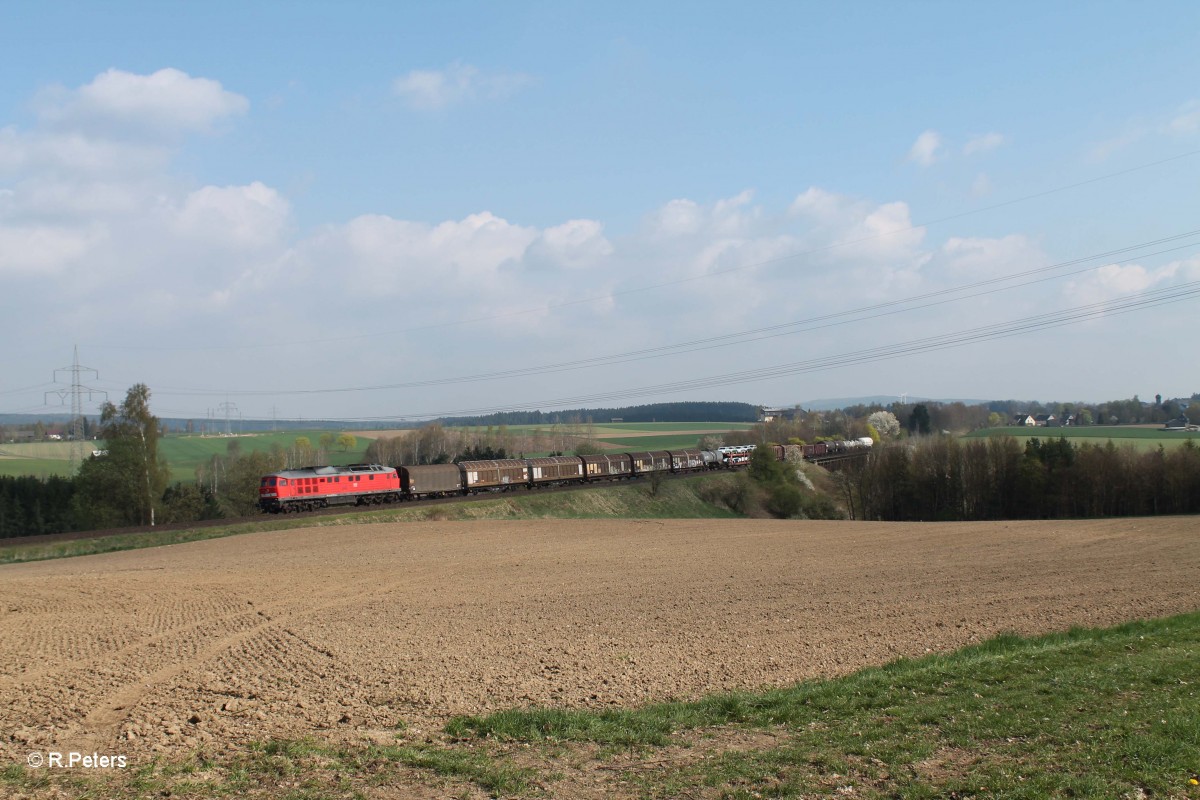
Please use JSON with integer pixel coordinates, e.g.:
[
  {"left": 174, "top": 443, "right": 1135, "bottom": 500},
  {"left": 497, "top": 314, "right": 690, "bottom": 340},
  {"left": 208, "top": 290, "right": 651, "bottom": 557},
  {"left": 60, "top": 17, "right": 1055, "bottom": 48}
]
[
  {"left": 668, "top": 449, "right": 705, "bottom": 472},
  {"left": 527, "top": 456, "right": 584, "bottom": 484},
  {"left": 458, "top": 459, "right": 528, "bottom": 491},
  {"left": 580, "top": 453, "right": 633, "bottom": 479},
  {"left": 627, "top": 451, "right": 672, "bottom": 474},
  {"left": 399, "top": 464, "right": 462, "bottom": 499}
]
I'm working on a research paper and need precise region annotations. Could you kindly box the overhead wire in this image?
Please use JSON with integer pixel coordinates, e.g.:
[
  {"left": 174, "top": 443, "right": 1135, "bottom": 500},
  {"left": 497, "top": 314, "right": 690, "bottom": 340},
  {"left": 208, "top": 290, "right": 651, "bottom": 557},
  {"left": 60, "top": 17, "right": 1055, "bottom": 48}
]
[
  {"left": 205, "top": 280, "right": 1200, "bottom": 422},
  {"left": 147, "top": 229, "right": 1200, "bottom": 397},
  {"left": 87, "top": 147, "right": 1200, "bottom": 352},
  {"left": 395, "top": 282, "right": 1200, "bottom": 417}
]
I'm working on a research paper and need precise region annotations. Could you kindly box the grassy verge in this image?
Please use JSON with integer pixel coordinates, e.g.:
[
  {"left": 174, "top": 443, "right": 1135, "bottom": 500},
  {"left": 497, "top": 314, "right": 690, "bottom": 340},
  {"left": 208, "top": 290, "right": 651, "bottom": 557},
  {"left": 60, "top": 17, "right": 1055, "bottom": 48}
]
[
  {"left": 5, "top": 612, "right": 1198, "bottom": 798},
  {"left": 0, "top": 520, "right": 311, "bottom": 565},
  {"left": 2, "top": 737, "right": 537, "bottom": 799},
  {"left": 445, "top": 610, "right": 1200, "bottom": 798},
  {"left": 0, "top": 473, "right": 738, "bottom": 564}
]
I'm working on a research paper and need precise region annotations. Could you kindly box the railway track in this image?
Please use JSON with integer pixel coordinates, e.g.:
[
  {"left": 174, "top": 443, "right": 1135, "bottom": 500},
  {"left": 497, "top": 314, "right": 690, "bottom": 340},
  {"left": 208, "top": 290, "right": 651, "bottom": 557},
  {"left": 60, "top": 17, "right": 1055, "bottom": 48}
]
[
  {"left": 1, "top": 450, "right": 869, "bottom": 550},
  {"left": 0, "top": 469, "right": 703, "bottom": 549}
]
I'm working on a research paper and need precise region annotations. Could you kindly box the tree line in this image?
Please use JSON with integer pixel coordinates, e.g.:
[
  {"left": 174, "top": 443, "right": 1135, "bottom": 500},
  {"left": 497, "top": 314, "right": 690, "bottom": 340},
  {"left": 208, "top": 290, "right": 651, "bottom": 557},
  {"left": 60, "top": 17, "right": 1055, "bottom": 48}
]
[
  {"left": 838, "top": 435, "right": 1200, "bottom": 521},
  {"left": 0, "top": 386, "right": 358, "bottom": 538},
  {"left": 5, "top": 388, "right": 1199, "bottom": 539}
]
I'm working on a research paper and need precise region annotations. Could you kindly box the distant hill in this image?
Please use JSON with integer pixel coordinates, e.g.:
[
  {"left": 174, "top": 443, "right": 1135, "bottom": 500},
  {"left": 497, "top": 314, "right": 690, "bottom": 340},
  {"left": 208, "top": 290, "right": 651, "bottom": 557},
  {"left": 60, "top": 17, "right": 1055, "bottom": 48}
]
[
  {"left": 436, "top": 402, "right": 759, "bottom": 427},
  {"left": 797, "top": 396, "right": 991, "bottom": 411}
]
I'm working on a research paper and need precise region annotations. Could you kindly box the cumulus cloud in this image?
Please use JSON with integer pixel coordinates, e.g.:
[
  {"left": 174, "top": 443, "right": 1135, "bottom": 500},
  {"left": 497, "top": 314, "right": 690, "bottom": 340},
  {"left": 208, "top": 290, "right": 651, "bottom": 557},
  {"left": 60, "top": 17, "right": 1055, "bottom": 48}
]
[
  {"left": 907, "top": 129, "right": 942, "bottom": 167},
  {"left": 647, "top": 198, "right": 704, "bottom": 238},
  {"left": 0, "top": 223, "right": 106, "bottom": 275},
  {"left": 0, "top": 126, "right": 171, "bottom": 176},
  {"left": 523, "top": 219, "right": 614, "bottom": 271},
  {"left": 1065, "top": 261, "right": 1180, "bottom": 306},
  {"left": 35, "top": 68, "right": 248, "bottom": 137},
  {"left": 789, "top": 187, "right": 927, "bottom": 269},
  {"left": 299, "top": 211, "right": 541, "bottom": 300},
  {"left": 0, "top": 68, "right": 276, "bottom": 318},
  {"left": 963, "top": 132, "right": 1005, "bottom": 155},
  {"left": 172, "top": 182, "right": 290, "bottom": 249},
  {"left": 940, "top": 234, "right": 1044, "bottom": 277},
  {"left": 393, "top": 62, "right": 532, "bottom": 110}
]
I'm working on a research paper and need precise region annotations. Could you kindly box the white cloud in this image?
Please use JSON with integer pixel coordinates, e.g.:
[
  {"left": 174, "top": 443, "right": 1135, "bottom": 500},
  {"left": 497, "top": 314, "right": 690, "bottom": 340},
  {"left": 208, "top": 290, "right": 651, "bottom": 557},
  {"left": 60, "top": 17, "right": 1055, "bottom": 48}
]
[
  {"left": 907, "top": 129, "right": 942, "bottom": 167},
  {"left": 0, "top": 126, "right": 171, "bottom": 175},
  {"left": 963, "top": 132, "right": 1005, "bottom": 155},
  {"left": 524, "top": 219, "right": 614, "bottom": 271},
  {"left": 304, "top": 211, "right": 540, "bottom": 298},
  {"left": 940, "top": 234, "right": 1043, "bottom": 277},
  {"left": 35, "top": 68, "right": 248, "bottom": 137},
  {"left": 3, "top": 178, "right": 152, "bottom": 219},
  {"left": 1087, "top": 127, "right": 1146, "bottom": 162},
  {"left": 0, "top": 223, "right": 106, "bottom": 275},
  {"left": 647, "top": 198, "right": 704, "bottom": 237},
  {"left": 970, "top": 172, "right": 992, "bottom": 197},
  {"left": 789, "top": 187, "right": 926, "bottom": 268},
  {"left": 1087, "top": 98, "right": 1198, "bottom": 160},
  {"left": 393, "top": 62, "right": 531, "bottom": 110},
  {"left": 172, "top": 182, "right": 290, "bottom": 249},
  {"left": 1167, "top": 100, "right": 1200, "bottom": 136},
  {"left": 1065, "top": 261, "right": 1178, "bottom": 306}
]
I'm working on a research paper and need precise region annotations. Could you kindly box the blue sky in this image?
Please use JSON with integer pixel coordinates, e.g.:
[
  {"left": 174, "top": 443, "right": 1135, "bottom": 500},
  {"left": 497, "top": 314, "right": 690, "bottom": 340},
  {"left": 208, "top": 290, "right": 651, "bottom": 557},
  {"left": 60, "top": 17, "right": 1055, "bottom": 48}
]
[{"left": 2, "top": 2, "right": 1199, "bottom": 422}]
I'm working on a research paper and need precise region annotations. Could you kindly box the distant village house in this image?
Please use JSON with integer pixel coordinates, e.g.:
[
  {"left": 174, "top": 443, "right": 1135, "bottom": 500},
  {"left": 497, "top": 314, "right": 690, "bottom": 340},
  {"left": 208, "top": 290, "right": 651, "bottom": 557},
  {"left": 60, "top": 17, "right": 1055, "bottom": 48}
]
[{"left": 759, "top": 406, "right": 801, "bottom": 423}]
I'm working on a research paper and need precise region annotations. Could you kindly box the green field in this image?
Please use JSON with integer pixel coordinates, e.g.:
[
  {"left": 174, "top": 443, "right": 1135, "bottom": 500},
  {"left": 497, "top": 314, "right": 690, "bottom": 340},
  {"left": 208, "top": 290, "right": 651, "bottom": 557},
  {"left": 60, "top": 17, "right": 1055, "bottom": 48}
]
[
  {"left": 0, "top": 423, "right": 755, "bottom": 482},
  {"left": 467, "top": 421, "right": 754, "bottom": 437},
  {"left": 0, "top": 431, "right": 377, "bottom": 481},
  {"left": 0, "top": 441, "right": 89, "bottom": 478},
  {"left": 439, "top": 422, "right": 752, "bottom": 457},
  {"left": 0, "top": 458, "right": 72, "bottom": 479},
  {"left": 589, "top": 421, "right": 756, "bottom": 432},
  {"left": 591, "top": 433, "right": 719, "bottom": 450},
  {"left": 158, "top": 431, "right": 374, "bottom": 479},
  {"left": 965, "top": 425, "right": 1200, "bottom": 451}
]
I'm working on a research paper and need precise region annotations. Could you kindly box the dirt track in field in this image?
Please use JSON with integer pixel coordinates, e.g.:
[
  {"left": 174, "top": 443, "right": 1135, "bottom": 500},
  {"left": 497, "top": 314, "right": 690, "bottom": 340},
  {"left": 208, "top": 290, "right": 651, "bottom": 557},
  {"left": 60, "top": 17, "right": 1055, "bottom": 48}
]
[{"left": 2, "top": 517, "right": 1198, "bottom": 764}]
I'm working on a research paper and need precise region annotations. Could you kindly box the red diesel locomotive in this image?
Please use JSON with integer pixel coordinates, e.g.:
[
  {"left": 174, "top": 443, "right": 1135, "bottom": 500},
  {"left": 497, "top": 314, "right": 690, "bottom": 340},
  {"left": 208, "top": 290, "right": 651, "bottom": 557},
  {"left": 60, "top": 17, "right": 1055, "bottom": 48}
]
[
  {"left": 257, "top": 463, "right": 401, "bottom": 513},
  {"left": 257, "top": 441, "right": 872, "bottom": 513}
]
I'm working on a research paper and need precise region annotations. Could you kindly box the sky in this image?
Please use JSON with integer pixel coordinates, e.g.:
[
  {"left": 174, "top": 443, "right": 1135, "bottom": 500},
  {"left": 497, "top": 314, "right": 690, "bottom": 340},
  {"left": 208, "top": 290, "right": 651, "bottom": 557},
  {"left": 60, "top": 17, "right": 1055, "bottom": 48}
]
[{"left": 2, "top": 1, "right": 1199, "bottom": 423}]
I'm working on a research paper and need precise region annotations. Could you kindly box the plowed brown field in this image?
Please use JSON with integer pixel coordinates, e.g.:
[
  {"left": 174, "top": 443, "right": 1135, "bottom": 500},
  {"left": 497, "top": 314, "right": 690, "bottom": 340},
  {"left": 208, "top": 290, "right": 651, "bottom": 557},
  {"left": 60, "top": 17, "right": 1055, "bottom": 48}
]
[{"left": 2, "top": 517, "right": 1198, "bottom": 765}]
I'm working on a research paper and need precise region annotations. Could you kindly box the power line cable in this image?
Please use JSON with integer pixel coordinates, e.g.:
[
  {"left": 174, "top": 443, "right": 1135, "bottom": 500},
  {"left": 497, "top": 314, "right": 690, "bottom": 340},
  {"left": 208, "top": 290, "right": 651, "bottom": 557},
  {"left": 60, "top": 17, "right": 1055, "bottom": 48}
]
[
  {"left": 398, "top": 282, "right": 1200, "bottom": 417},
  {"left": 88, "top": 148, "right": 1200, "bottom": 353},
  {"left": 186, "top": 280, "right": 1200, "bottom": 422},
  {"left": 147, "top": 230, "right": 1200, "bottom": 398}
]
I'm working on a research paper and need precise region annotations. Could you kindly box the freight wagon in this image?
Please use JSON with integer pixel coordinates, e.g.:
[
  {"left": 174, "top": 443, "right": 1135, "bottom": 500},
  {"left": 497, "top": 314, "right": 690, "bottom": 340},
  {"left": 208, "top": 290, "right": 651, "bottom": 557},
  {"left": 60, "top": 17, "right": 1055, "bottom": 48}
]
[
  {"left": 398, "top": 464, "right": 463, "bottom": 499},
  {"left": 258, "top": 443, "right": 871, "bottom": 513}
]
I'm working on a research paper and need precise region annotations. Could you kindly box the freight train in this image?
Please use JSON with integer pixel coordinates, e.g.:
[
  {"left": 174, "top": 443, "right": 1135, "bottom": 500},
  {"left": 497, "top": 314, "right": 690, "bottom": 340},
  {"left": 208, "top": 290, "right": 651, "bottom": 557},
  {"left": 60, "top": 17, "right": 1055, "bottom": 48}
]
[{"left": 256, "top": 439, "right": 872, "bottom": 514}]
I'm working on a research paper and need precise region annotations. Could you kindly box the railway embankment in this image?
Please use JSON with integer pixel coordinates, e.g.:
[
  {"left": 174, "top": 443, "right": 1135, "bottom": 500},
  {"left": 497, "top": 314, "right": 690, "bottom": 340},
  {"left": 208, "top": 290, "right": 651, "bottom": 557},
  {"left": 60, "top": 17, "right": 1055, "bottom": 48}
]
[{"left": 0, "top": 472, "right": 748, "bottom": 564}]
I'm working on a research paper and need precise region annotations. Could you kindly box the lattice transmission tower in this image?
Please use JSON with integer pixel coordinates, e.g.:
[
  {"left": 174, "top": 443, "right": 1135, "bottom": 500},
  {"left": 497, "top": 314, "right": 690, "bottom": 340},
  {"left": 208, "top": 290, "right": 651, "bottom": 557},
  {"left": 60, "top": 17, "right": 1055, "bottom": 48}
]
[
  {"left": 45, "top": 346, "right": 107, "bottom": 473},
  {"left": 218, "top": 400, "right": 239, "bottom": 436}
]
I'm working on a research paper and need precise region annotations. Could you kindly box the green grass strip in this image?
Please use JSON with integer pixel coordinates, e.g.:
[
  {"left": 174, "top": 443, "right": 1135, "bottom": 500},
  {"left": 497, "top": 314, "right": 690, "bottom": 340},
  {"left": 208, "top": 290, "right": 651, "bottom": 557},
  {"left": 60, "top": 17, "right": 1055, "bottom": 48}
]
[{"left": 447, "top": 612, "right": 1200, "bottom": 798}]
